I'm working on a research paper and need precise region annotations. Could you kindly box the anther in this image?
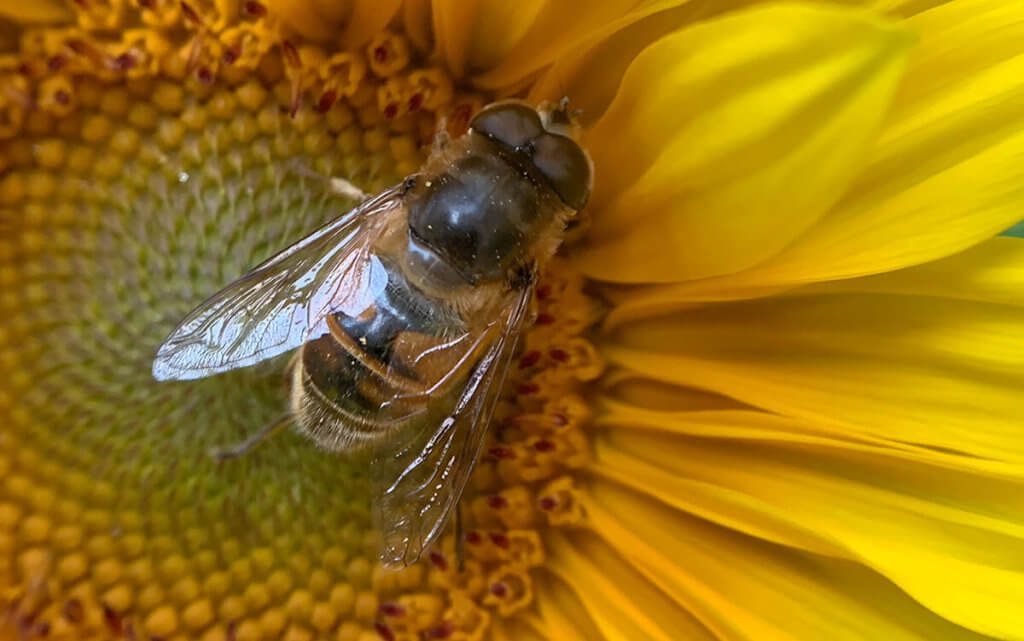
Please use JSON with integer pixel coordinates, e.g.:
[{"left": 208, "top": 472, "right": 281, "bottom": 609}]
[
  {"left": 487, "top": 446, "right": 515, "bottom": 460},
  {"left": 63, "top": 599, "right": 84, "bottom": 623},
  {"left": 102, "top": 604, "right": 124, "bottom": 635},
  {"left": 489, "top": 582, "right": 508, "bottom": 598},
  {"left": 533, "top": 439, "right": 555, "bottom": 453},
  {"left": 538, "top": 496, "right": 558, "bottom": 511},
  {"left": 488, "top": 532, "right": 510, "bottom": 549},
  {"left": 180, "top": 1, "right": 203, "bottom": 27},
  {"left": 429, "top": 621, "right": 455, "bottom": 639},
  {"left": 281, "top": 40, "right": 300, "bottom": 69},
  {"left": 518, "top": 351, "right": 541, "bottom": 369},
  {"left": 517, "top": 383, "right": 539, "bottom": 396},
  {"left": 486, "top": 495, "right": 508, "bottom": 510},
  {"left": 549, "top": 348, "right": 570, "bottom": 362},
  {"left": 316, "top": 90, "right": 337, "bottom": 113},
  {"left": 243, "top": 1, "right": 266, "bottom": 17},
  {"left": 112, "top": 53, "right": 138, "bottom": 72},
  {"left": 195, "top": 66, "right": 214, "bottom": 84},
  {"left": 374, "top": 622, "right": 396, "bottom": 641},
  {"left": 378, "top": 602, "right": 406, "bottom": 617},
  {"left": 428, "top": 551, "right": 448, "bottom": 571},
  {"left": 366, "top": 33, "right": 410, "bottom": 77},
  {"left": 465, "top": 531, "right": 482, "bottom": 545}
]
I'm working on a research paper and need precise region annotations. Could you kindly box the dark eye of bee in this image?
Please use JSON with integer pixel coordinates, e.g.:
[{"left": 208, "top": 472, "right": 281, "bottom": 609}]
[
  {"left": 470, "top": 103, "right": 544, "bottom": 150},
  {"left": 471, "top": 103, "right": 592, "bottom": 212},
  {"left": 530, "top": 133, "right": 591, "bottom": 211}
]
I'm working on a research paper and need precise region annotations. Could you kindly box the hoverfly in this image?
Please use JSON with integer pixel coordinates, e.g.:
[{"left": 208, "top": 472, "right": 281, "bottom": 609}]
[{"left": 152, "top": 100, "right": 592, "bottom": 566}]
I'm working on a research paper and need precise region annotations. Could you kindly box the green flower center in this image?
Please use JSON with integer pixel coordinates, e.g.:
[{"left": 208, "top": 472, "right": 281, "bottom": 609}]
[{"left": 1, "top": 6, "right": 602, "bottom": 640}]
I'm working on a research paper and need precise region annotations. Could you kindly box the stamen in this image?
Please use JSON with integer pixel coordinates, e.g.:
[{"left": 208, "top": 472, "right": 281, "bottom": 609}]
[
  {"left": 242, "top": 1, "right": 266, "bottom": 17},
  {"left": 366, "top": 33, "right": 410, "bottom": 78}
]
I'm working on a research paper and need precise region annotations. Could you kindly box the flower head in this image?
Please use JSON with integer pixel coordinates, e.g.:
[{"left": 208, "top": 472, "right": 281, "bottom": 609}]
[{"left": 2, "top": 1, "right": 1024, "bottom": 640}]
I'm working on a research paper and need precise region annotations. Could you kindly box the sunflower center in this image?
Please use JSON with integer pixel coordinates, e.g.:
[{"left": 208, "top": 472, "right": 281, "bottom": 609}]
[{"left": 1, "top": 4, "right": 602, "bottom": 640}]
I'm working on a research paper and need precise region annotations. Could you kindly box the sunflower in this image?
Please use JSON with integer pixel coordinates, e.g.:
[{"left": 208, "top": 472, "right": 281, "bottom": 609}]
[{"left": 2, "top": 0, "right": 1023, "bottom": 640}]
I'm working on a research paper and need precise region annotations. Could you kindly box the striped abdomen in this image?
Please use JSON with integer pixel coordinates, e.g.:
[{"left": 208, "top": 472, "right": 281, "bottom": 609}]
[{"left": 289, "top": 257, "right": 464, "bottom": 452}]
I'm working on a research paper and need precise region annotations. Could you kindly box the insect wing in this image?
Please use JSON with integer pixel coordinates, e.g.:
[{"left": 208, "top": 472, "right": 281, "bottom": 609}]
[
  {"left": 371, "top": 284, "right": 534, "bottom": 566},
  {"left": 152, "top": 187, "right": 403, "bottom": 381}
]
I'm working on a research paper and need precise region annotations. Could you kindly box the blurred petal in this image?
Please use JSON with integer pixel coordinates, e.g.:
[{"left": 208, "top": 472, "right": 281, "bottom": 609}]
[
  {"left": 402, "top": 0, "right": 434, "bottom": 52},
  {"left": 581, "top": 474, "right": 1011, "bottom": 640},
  {"left": 340, "top": 0, "right": 403, "bottom": 46},
  {"left": 431, "top": 0, "right": 688, "bottom": 87},
  {"left": 576, "top": 4, "right": 913, "bottom": 283},
  {"left": 268, "top": 0, "right": 341, "bottom": 40},
  {"left": 267, "top": 0, "right": 401, "bottom": 44},
  {"left": 0, "top": 0, "right": 71, "bottom": 23}
]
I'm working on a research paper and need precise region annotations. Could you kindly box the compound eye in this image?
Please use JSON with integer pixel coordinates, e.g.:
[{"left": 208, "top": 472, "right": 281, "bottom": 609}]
[
  {"left": 532, "top": 133, "right": 592, "bottom": 211},
  {"left": 470, "top": 102, "right": 544, "bottom": 150}
]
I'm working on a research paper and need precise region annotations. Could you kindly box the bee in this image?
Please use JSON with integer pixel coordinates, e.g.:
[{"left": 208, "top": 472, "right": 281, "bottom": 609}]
[{"left": 152, "top": 100, "right": 592, "bottom": 566}]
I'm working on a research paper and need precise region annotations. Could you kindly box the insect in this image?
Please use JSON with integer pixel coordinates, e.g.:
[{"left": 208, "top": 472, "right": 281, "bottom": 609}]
[{"left": 152, "top": 99, "right": 592, "bottom": 566}]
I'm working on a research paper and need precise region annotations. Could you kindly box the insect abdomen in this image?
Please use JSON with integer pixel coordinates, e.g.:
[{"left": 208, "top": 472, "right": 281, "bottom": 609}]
[{"left": 291, "top": 258, "right": 463, "bottom": 452}]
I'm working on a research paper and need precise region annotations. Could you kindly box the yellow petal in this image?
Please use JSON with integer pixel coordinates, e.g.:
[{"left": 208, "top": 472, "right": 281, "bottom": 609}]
[
  {"left": 401, "top": 0, "right": 434, "bottom": 52},
  {"left": 605, "top": 298, "right": 1024, "bottom": 467},
  {"left": 603, "top": 237, "right": 1024, "bottom": 467},
  {"left": 431, "top": 0, "right": 688, "bottom": 87},
  {"left": 266, "top": 0, "right": 401, "bottom": 45},
  {"left": 528, "top": 3, "right": 697, "bottom": 125},
  {"left": 544, "top": 531, "right": 717, "bottom": 641},
  {"left": 531, "top": 573, "right": 608, "bottom": 641},
  {"left": 747, "top": 0, "right": 1024, "bottom": 286},
  {"left": 267, "top": 0, "right": 342, "bottom": 40},
  {"left": 576, "top": 4, "right": 913, "bottom": 283},
  {"left": 806, "top": 235, "right": 1024, "bottom": 306},
  {"left": 581, "top": 471, "right": 1012, "bottom": 640},
  {"left": 0, "top": 0, "right": 71, "bottom": 23},
  {"left": 430, "top": 0, "right": 481, "bottom": 80},
  {"left": 339, "top": 0, "right": 403, "bottom": 47},
  {"left": 606, "top": 0, "right": 1024, "bottom": 302}
]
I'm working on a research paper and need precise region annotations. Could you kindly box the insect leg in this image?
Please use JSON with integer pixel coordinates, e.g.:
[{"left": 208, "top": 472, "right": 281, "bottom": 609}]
[
  {"left": 432, "top": 116, "right": 451, "bottom": 153},
  {"left": 210, "top": 414, "right": 293, "bottom": 462}
]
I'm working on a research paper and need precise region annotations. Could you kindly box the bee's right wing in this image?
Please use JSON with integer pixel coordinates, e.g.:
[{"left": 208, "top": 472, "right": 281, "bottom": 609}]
[
  {"left": 152, "top": 186, "right": 404, "bottom": 381},
  {"left": 370, "top": 284, "right": 534, "bottom": 566}
]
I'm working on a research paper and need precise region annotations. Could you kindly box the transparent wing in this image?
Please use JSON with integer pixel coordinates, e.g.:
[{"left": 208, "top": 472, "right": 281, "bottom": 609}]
[
  {"left": 371, "top": 284, "right": 534, "bottom": 566},
  {"left": 152, "top": 187, "right": 404, "bottom": 381}
]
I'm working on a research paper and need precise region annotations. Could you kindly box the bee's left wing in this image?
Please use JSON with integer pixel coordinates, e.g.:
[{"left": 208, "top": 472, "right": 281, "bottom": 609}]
[
  {"left": 152, "top": 186, "right": 403, "bottom": 381},
  {"left": 371, "top": 283, "right": 534, "bottom": 567}
]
